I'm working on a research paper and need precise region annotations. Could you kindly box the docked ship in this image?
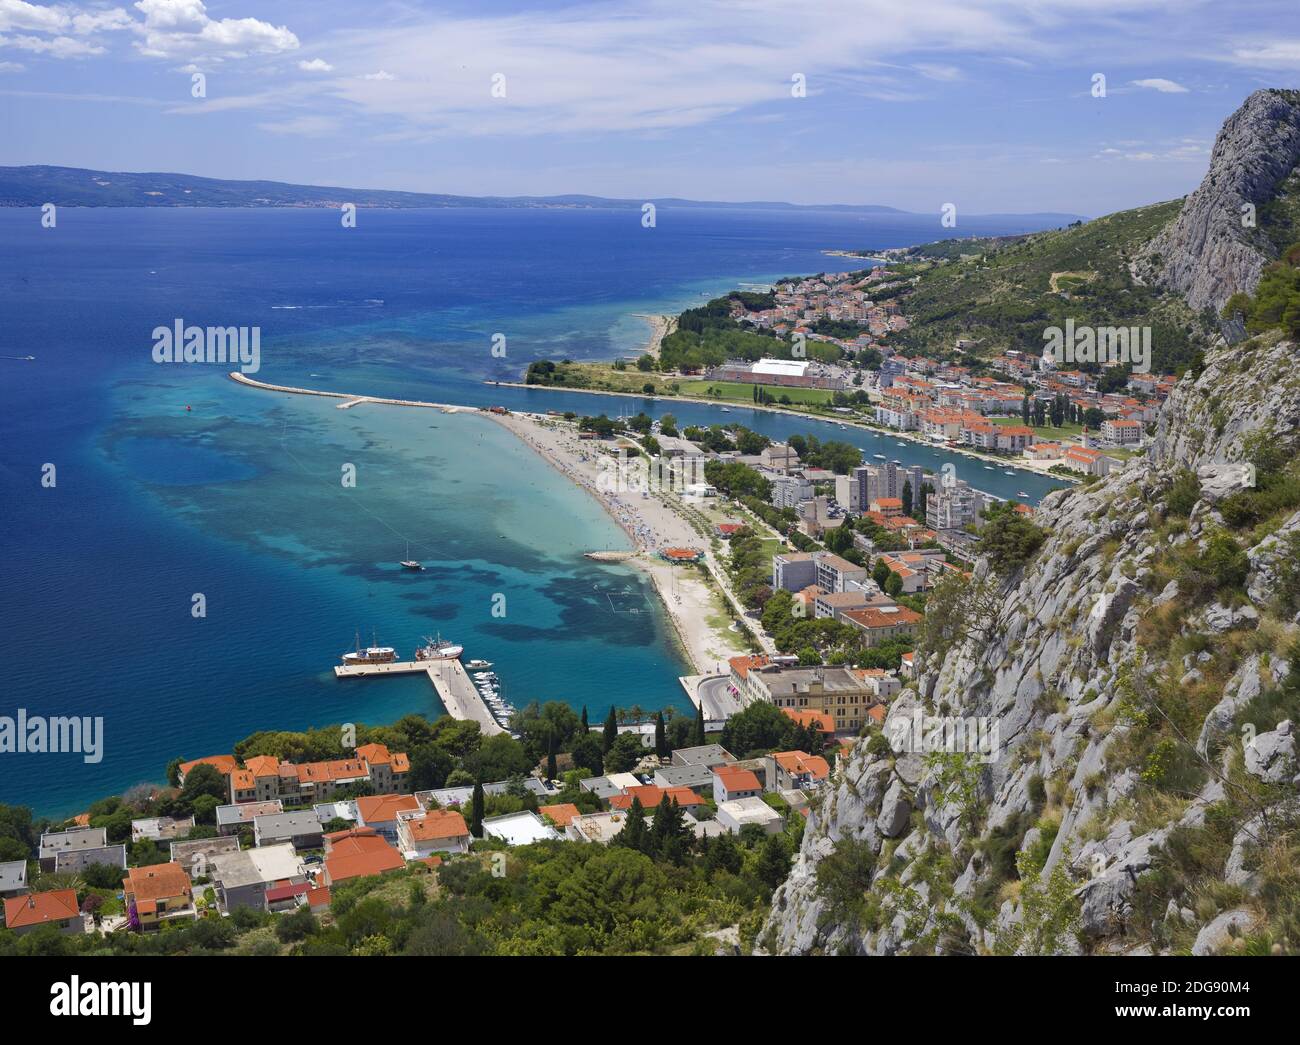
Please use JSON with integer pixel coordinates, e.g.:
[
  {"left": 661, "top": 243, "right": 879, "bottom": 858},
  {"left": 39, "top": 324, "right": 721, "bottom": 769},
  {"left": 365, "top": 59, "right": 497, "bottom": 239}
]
[
  {"left": 414, "top": 635, "right": 464, "bottom": 661},
  {"left": 341, "top": 631, "right": 397, "bottom": 665}
]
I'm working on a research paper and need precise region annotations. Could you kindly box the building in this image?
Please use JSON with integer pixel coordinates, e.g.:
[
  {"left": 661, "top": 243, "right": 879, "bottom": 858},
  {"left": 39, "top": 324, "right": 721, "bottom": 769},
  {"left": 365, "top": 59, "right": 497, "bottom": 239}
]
[
  {"left": 130, "top": 816, "right": 195, "bottom": 844},
  {"left": 537, "top": 803, "right": 583, "bottom": 830},
  {"left": 210, "top": 843, "right": 310, "bottom": 911},
  {"left": 1102, "top": 417, "right": 1143, "bottom": 446},
  {"left": 738, "top": 663, "right": 879, "bottom": 734},
  {"left": 253, "top": 811, "right": 325, "bottom": 851},
  {"left": 926, "top": 478, "right": 982, "bottom": 530},
  {"left": 608, "top": 785, "right": 707, "bottom": 819},
  {"left": 321, "top": 828, "right": 405, "bottom": 887},
  {"left": 840, "top": 603, "right": 923, "bottom": 647},
  {"left": 396, "top": 808, "right": 471, "bottom": 859},
  {"left": 670, "top": 744, "right": 736, "bottom": 769},
  {"left": 2, "top": 890, "right": 87, "bottom": 937},
  {"left": 766, "top": 751, "right": 831, "bottom": 791},
  {"left": 712, "top": 765, "right": 763, "bottom": 803},
  {"left": 566, "top": 811, "right": 628, "bottom": 844},
  {"left": 772, "top": 550, "right": 816, "bottom": 590},
  {"left": 169, "top": 836, "right": 241, "bottom": 878},
  {"left": 481, "top": 811, "right": 562, "bottom": 846},
  {"left": 652, "top": 763, "right": 717, "bottom": 794},
  {"left": 771, "top": 475, "right": 814, "bottom": 508},
  {"left": 579, "top": 772, "right": 644, "bottom": 802},
  {"left": 176, "top": 754, "right": 238, "bottom": 786},
  {"left": 38, "top": 826, "right": 108, "bottom": 872},
  {"left": 215, "top": 800, "right": 284, "bottom": 836},
  {"left": 716, "top": 797, "right": 784, "bottom": 836},
  {"left": 122, "top": 863, "right": 196, "bottom": 931},
  {"left": 0, "top": 860, "right": 28, "bottom": 899},
  {"left": 355, "top": 794, "right": 422, "bottom": 844},
  {"left": 54, "top": 844, "right": 127, "bottom": 876},
  {"left": 814, "top": 552, "right": 868, "bottom": 593},
  {"left": 228, "top": 743, "right": 411, "bottom": 805}
]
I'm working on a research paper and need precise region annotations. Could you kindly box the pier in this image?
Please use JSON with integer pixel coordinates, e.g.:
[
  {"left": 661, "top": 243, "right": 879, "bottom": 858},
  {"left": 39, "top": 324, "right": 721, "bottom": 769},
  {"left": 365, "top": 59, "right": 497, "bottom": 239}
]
[{"left": 334, "top": 658, "right": 506, "bottom": 735}]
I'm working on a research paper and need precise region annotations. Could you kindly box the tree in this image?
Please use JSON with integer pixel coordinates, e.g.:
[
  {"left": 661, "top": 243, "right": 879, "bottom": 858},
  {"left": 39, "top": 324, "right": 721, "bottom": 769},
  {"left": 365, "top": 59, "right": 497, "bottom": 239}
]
[
  {"left": 756, "top": 834, "right": 792, "bottom": 890},
  {"left": 570, "top": 732, "right": 605, "bottom": 777},
  {"left": 179, "top": 763, "right": 226, "bottom": 808},
  {"left": 659, "top": 413, "right": 678, "bottom": 437},
  {"left": 603, "top": 707, "right": 618, "bottom": 752},
  {"left": 654, "top": 711, "right": 667, "bottom": 759},
  {"left": 614, "top": 796, "right": 649, "bottom": 852},
  {"left": 901, "top": 479, "right": 912, "bottom": 518},
  {"left": 603, "top": 732, "right": 647, "bottom": 773},
  {"left": 470, "top": 780, "right": 485, "bottom": 838},
  {"left": 693, "top": 702, "right": 706, "bottom": 747},
  {"left": 580, "top": 706, "right": 589, "bottom": 732},
  {"left": 977, "top": 501, "right": 1046, "bottom": 576},
  {"left": 546, "top": 737, "right": 558, "bottom": 782}
]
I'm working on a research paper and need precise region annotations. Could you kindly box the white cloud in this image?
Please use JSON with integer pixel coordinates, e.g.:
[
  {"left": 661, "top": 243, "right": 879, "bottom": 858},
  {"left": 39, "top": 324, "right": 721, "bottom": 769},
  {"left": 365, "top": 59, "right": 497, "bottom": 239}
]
[
  {"left": 914, "top": 63, "right": 962, "bottom": 81},
  {"left": 132, "top": 0, "right": 298, "bottom": 60},
  {"left": 0, "top": 31, "right": 103, "bottom": 56},
  {"left": 258, "top": 113, "right": 339, "bottom": 136},
  {"left": 1226, "top": 39, "right": 1300, "bottom": 68},
  {"left": 1130, "top": 77, "right": 1189, "bottom": 93},
  {"left": 362, "top": 69, "right": 394, "bottom": 81},
  {"left": 0, "top": 0, "right": 68, "bottom": 33},
  {"left": 298, "top": 57, "right": 331, "bottom": 72},
  {"left": 0, "top": 58, "right": 24, "bottom": 69}
]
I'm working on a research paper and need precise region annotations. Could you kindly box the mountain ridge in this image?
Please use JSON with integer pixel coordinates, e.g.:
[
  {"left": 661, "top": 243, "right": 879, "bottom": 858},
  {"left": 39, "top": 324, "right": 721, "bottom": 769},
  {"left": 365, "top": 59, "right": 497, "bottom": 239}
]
[{"left": 0, "top": 164, "right": 1080, "bottom": 220}]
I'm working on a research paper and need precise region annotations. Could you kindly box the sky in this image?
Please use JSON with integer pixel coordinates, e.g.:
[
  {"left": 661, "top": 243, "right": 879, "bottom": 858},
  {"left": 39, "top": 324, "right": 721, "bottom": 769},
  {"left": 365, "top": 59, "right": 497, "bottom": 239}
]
[{"left": 1, "top": 0, "right": 1299, "bottom": 215}]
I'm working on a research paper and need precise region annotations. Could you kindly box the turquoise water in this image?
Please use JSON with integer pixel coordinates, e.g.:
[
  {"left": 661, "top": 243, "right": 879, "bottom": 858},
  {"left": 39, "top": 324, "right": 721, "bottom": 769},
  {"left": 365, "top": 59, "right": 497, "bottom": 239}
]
[{"left": 0, "top": 205, "right": 1067, "bottom": 816}]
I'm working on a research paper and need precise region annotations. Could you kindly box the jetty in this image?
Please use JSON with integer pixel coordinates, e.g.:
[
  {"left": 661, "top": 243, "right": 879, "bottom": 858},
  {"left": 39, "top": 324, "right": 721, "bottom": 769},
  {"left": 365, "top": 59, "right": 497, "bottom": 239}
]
[
  {"left": 334, "top": 658, "right": 506, "bottom": 735},
  {"left": 584, "top": 550, "right": 637, "bottom": 562},
  {"left": 228, "top": 372, "right": 462, "bottom": 413}
]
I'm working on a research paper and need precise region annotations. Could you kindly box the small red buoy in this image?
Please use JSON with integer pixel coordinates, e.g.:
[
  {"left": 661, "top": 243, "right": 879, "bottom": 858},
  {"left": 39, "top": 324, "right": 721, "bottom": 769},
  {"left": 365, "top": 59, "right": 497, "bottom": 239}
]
[{"left": 185, "top": 405, "right": 192, "bottom": 412}]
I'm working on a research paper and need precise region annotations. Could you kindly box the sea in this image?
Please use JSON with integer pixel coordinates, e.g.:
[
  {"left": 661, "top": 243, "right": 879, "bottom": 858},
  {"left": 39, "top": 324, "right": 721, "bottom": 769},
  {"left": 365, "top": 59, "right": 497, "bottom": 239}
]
[{"left": 0, "top": 205, "right": 1069, "bottom": 817}]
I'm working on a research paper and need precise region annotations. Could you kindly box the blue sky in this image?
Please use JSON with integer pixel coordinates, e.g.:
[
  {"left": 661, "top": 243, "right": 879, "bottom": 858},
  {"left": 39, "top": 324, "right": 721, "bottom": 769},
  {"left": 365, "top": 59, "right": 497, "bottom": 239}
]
[{"left": 2, "top": 0, "right": 1298, "bottom": 214}]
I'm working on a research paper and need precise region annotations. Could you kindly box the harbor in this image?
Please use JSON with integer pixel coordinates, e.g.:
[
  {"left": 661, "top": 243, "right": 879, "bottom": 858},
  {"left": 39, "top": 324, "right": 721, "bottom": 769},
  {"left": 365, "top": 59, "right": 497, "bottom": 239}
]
[{"left": 334, "top": 653, "right": 508, "bottom": 736}]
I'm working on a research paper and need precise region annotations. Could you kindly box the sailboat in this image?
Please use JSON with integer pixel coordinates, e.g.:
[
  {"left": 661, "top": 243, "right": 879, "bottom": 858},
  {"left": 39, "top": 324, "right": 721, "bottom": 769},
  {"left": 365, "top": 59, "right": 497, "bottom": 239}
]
[{"left": 399, "top": 541, "right": 423, "bottom": 571}]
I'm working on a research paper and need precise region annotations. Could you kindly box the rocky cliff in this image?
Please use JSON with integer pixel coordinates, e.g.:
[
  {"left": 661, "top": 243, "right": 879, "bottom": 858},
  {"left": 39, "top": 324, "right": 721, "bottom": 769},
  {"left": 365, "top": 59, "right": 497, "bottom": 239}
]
[
  {"left": 764, "top": 95, "right": 1300, "bottom": 955},
  {"left": 1137, "top": 88, "right": 1300, "bottom": 315}
]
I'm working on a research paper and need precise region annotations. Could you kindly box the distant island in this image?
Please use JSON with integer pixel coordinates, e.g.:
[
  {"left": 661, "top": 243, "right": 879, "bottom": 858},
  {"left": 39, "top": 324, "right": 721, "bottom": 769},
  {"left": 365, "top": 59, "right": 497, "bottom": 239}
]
[{"left": 0, "top": 165, "right": 1075, "bottom": 221}]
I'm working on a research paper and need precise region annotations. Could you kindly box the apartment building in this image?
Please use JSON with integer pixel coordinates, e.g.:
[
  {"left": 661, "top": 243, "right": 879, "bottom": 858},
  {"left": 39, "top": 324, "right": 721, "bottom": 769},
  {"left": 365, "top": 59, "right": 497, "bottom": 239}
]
[
  {"left": 229, "top": 743, "right": 411, "bottom": 805},
  {"left": 735, "top": 663, "right": 879, "bottom": 733}
]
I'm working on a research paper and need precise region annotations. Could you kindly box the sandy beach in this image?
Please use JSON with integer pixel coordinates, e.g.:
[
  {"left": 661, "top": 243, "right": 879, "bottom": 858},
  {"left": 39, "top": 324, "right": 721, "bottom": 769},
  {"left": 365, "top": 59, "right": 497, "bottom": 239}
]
[
  {"left": 630, "top": 313, "right": 676, "bottom": 360},
  {"left": 484, "top": 409, "right": 755, "bottom": 675}
]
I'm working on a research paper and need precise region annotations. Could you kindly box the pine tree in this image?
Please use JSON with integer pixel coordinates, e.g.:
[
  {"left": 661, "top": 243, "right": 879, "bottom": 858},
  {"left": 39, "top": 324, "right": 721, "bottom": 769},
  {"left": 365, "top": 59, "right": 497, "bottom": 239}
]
[
  {"left": 654, "top": 710, "right": 667, "bottom": 759},
  {"left": 604, "top": 707, "right": 618, "bottom": 752},
  {"left": 693, "top": 702, "right": 706, "bottom": 746},
  {"left": 616, "top": 796, "right": 648, "bottom": 851},
  {"left": 470, "top": 779, "right": 485, "bottom": 838}
]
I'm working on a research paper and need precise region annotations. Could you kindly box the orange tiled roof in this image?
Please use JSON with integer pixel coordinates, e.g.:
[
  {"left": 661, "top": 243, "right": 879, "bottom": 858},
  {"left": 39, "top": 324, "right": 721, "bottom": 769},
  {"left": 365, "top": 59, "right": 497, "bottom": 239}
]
[
  {"left": 728, "top": 654, "right": 770, "bottom": 680},
  {"left": 356, "top": 793, "right": 421, "bottom": 824},
  {"left": 771, "top": 751, "right": 830, "bottom": 780},
  {"left": 783, "top": 708, "right": 834, "bottom": 733},
  {"left": 403, "top": 809, "right": 468, "bottom": 841},
  {"left": 123, "top": 862, "right": 191, "bottom": 903},
  {"left": 713, "top": 765, "right": 762, "bottom": 792},
  {"left": 538, "top": 803, "right": 582, "bottom": 828},
  {"left": 842, "top": 604, "right": 922, "bottom": 629},
  {"left": 297, "top": 758, "right": 369, "bottom": 784},
  {"left": 3, "top": 889, "right": 80, "bottom": 929},
  {"left": 179, "top": 755, "right": 237, "bottom": 778},
  {"left": 244, "top": 754, "right": 280, "bottom": 778}
]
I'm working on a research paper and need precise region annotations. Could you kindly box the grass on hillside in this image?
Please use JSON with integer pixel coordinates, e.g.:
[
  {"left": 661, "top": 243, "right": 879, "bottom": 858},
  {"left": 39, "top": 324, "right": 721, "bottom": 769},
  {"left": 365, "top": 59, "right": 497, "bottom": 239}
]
[{"left": 886, "top": 200, "right": 1209, "bottom": 374}]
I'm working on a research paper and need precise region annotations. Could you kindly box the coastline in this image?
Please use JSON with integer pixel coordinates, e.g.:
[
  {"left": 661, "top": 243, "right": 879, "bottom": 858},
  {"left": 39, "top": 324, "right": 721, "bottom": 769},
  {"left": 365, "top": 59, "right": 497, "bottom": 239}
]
[
  {"left": 485, "top": 378, "right": 1080, "bottom": 484},
  {"left": 227, "top": 372, "right": 750, "bottom": 677}
]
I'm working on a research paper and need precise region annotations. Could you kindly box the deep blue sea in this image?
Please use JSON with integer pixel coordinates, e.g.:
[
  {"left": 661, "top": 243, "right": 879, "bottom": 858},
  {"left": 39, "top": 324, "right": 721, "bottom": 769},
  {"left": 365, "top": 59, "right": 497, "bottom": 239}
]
[{"left": 0, "top": 205, "right": 1067, "bottom": 817}]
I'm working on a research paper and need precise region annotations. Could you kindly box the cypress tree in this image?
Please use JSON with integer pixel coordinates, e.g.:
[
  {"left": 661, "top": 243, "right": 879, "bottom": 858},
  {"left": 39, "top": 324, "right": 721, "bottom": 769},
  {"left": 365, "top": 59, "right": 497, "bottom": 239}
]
[
  {"left": 654, "top": 710, "right": 667, "bottom": 759},
  {"left": 546, "top": 736, "right": 558, "bottom": 782},
  {"left": 581, "top": 705, "right": 589, "bottom": 731},
  {"left": 470, "top": 779, "right": 485, "bottom": 838},
  {"left": 617, "top": 796, "right": 648, "bottom": 851},
  {"left": 604, "top": 706, "right": 618, "bottom": 752},
  {"left": 693, "top": 702, "right": 706, "bottom": 747}
]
